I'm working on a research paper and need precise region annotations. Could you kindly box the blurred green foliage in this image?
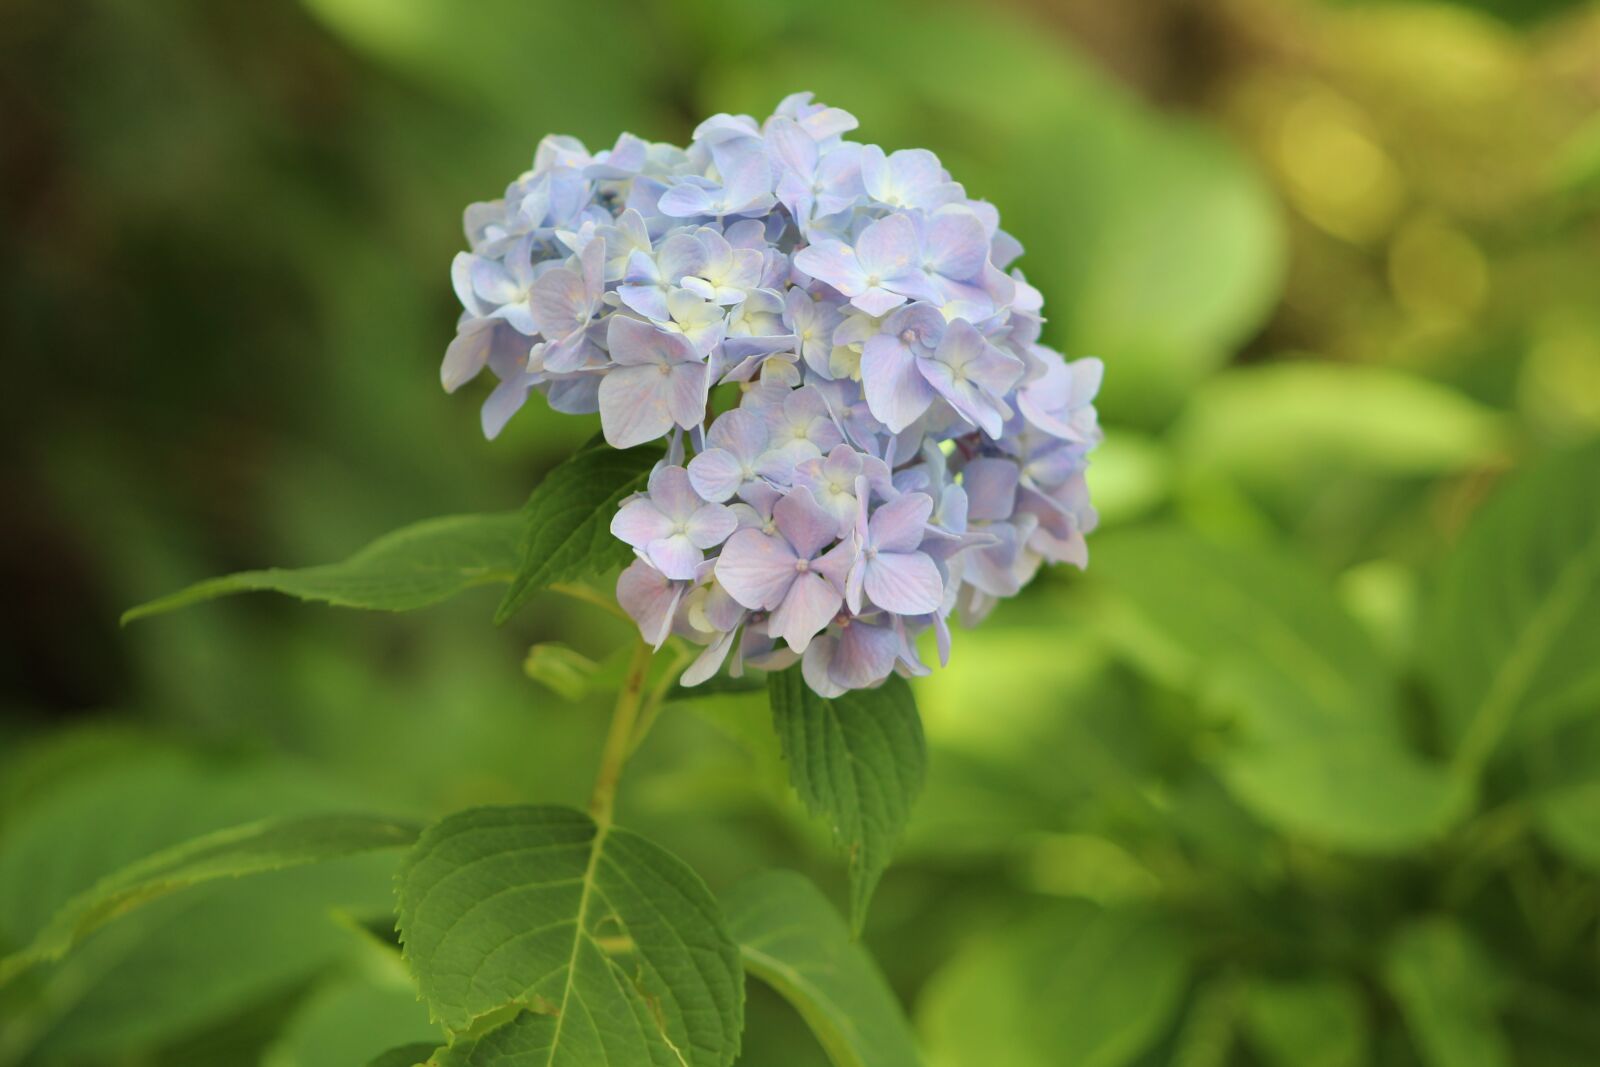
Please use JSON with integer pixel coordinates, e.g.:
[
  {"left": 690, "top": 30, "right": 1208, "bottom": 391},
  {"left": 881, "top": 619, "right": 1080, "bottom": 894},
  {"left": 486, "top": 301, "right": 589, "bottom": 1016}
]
[{"left": 3, "top": 0, "right": 1598, "bottom": 1064}]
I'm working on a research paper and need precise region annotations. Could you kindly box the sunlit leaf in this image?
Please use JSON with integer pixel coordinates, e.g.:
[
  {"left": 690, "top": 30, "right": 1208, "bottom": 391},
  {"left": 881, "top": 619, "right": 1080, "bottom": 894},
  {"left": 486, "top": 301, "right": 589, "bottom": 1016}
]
[
  {"left": 723, "top": 870, "right": 921, "bottom": 1067},
  {"left": 396, "top": 806, "right": 743, "bottom": 1066},
  {"left": 1, "top": 812, "right": 418, "bottom": 983},
  {"left": 1384, "top": 918, "right": 1510, "bottom": 1067},
  {"left": 1242, "top": 976, "right": 1368, "bottom": 1067},
  {"left": 767, "top": 670, "right": 926, "bottom": 931},
  {"left": 266, "top": 971, "right": 439, "bottom": 1067},
  {"left": 1420, "top": 439, "right": 1600, "bottom": 773},
  {"left": 1173, "top": 362, "right": 1508, "bottom": 484},
  {"left": 1093, "top": 525, "right": 1467, "bottom": 849},
  {"left": 0, "top": 751, "right": 402, "bottom": 1060},
  {"left": 919, "top": 901, "right": 1189, "bottom": 1067},
  {"left": 367, "top": 1045, "right": 437, "bottom": 1067},
  {"left": 122, "top": 513, "right": 523, "bottom": 623}
]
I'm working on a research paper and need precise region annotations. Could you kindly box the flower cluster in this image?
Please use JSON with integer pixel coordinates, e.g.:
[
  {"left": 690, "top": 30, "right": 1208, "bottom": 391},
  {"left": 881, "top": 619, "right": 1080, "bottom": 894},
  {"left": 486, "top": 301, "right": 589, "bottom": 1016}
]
[{"left": 444, "top": 93, "right": 1102, "bottom": 696}]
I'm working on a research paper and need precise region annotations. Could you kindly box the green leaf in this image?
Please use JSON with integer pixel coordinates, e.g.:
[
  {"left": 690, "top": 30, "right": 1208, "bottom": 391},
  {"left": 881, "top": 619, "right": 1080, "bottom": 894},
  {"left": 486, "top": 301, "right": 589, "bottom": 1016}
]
[
  {"left": 122, "top": 512, "right": 523, "bottom": 623},
  {"left": 766, "top": 670, "right": 926, "bottom": 931},
  {"left": 722, "top": 871, "right": 921, "bottom": 1067},
  {"left": 1, "top": 812, "right": 418, "bottom": 983},
  {"left": 918, "top": 901, "right": 1189, "bottom": 1067},
  {"left": 395, "top": 806, "right": 743, "bottom": 1066},
  {"left": 1093, "top": 525, "right": 1467, "bottom": 850},
  {"left": 1241, "top": 976, "right": 1368, "bottom": 1067},
  {"left": 0, "top": 751, "right": 406, "bottom": 1061},
  {"left": 1384, "top": 918, "right": 1510, "bottom": 1067},
  {"left": 1420, "top": 440, "right": 1600, "bottom": 774},
  {"left": 367, "top": 1045, "right": 437, "bottom": 1067},
  {"left": 266, "top": 970, "right": 439, "bottom": 1067},
  {"left": 494, "top": 445, "right": 658, "bottom": 623},
  {"left": 1173, "top": 362, "right": 1508, "bottom": 484}
]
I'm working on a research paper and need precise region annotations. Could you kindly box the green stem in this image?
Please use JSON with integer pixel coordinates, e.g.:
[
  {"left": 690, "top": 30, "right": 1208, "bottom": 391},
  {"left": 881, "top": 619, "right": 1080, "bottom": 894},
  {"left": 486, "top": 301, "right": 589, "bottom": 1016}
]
[
  {"left": 549, "top": 581, "right": 630, "bottom": 622},
  {"left": 628, "top": 643, "right": 695, "bottom": 757},
  {"left": 588, "top": 639, "right": 655, "bottom": 827}
]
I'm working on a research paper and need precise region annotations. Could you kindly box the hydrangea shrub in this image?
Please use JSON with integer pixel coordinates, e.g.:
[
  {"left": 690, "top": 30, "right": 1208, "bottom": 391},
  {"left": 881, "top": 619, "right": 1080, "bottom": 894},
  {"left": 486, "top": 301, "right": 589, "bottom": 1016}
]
[
  {"left": 444, "top": 92, "right": 1103, "bottom": 697},
  {"left": 107, "top": 95, "right": 1104, "bottom": 1065}
]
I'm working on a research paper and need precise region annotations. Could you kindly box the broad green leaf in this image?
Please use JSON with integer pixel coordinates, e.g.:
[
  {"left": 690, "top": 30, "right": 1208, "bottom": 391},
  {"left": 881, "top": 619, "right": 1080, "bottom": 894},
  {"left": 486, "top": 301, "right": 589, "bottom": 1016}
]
[
  {"left": 266, "top": 970, "right": 439, "bottom": 1067},
  {"left": 1384, "top": 918, "right": 1510, "bottom": 1067},
  {"left": 919, "top": 901, "right": 1189, "bottom": 1067},
  {"left": 0, "top": 750, "right": 403, "bottom": 1062},
  {"left": 494, "top": 445, "right": 658, "bottom": 623},
  {"left": 1420, "top": 440, "right": 1600, "bottom": 773},
  {"left": 0, "top": 812, "right": 418, "bottom": 983},
  {"left": 368, "top": 1045, "right": 437, "bottom": 1067},
  {"left": 767, "top": 670, "right": 926, "bottom": 930},
  {"left": 1532, "top": 722, "right": 1600, "bottom": 871},
  {"left": 722, "top": 871, "right": 921, "bottom": 1067},
  {"left": 1173, "top": 362, "right": 1507, "bottom": 484},
  {"left": 1093, "top": 525, "right": 1466, "bottom": 849},
  {"left": 396, "top": 806, "right": 742, "bottom": 1066},
  {"left": 122, "top": 512, "right": 523, "bottom": 622},
  {"left": 1537, "top": 779, "right": 1600, "bottom": 873},
  {"left": 1242, "top": 976, "right": 1368, "bottom": 1067}
]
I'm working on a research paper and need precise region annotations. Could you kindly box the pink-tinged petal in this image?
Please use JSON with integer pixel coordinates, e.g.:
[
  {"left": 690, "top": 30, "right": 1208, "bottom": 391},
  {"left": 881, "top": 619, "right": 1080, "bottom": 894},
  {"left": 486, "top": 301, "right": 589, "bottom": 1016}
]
[
  {"left": 869, "top": 491, "right": 935, "bottom": 554},
  {"left": 686, "top": 449, "right": 744, "bottom": 503},
  {"left": 471, "top": 257, "right": 524, "bottom": 307},
  {"left": 767, "top": 117, "right": 819, "bottom": 178},
  {"left": 793, "top": 240, "right": 867, "bottom": 297},
  {"left": 801, "top": 636, "right": 848, "bottom": 698},
  {"left": 962, "top": 457, "right": 1020, "bottom": 522},
  {"left": 843, "top": 552, "right": 865, "bottom": 613},
  {"left": 829, "top": 620, "right": 899, "bottom": 689},
  {"left": 665, "top": 362, "right": 710, "bottom": 430},
  {"left": 707, "top": 407, "right": 769, "bottom": 459},
  {"left": 926, "top": 209, "right": 989, "bottom": 280},
  {"left": 774, "top": 487, "right": 841, "bottom": 561},
  {"left": 863, "top": 551, "right": 943, "bottom": 614},
  {"left": 618, "top": 284, "right": 672, "bottom": 323},
  {"left": 861, "top": 335, "right": 936, "bottom": 433},
  {"left": 933, "top": 613, "right": 953, "bottom": 666},
  {"left": 685, "top": 502, "right": 738, "bottom": 549},
  {"left": 698, "top": 581, "right": 745, "bottom": 633},
  {"left": 968, "top": 346, "right": 1026, "bottom": 397},
  {"left": 850, "top": 286, "right": 907, "bottom": 318},
  {"left": 442, "top": 318, "right": 494, "bottom": 392},
  {"left": 528, "top": 266, "right": 586, "bottom": 335},
  {"left": 715, "top": 528, "right": 797, "bottom": 610},
  {"left": 812, "top": 536, "right": 857, "bottom": 591},
  {"left": 598, "top": 364, "right": 676, "bottom": 449},
  {"left": 647, "top": 465, "right": 703, "bottom": 521},
  {"left": 921, "top": 365, "right": 1003, "bottom": 439},
  {"left": 769, "top": 572, "right": 843, "bottom": 652},
  {"left": 681, "top": 627, "right": 740, "bottom": 687},
  {"left": 854, "top": 212, "right": 919, "bottom": 277},
  {"left": 610, "top": 497, "right": 675, "bottom": 549},
  {"left": 656, "top": 181, "right": 715, "bottom": 218},
  {"left": 480, "top": 376, "right": 532, "bottom": 440},
  {"left": 606, "top": 314, "right": 697, "bottom": 367},
  {"left": 617, "top": 560, "right": 682, "bottom": 650},
  {"left": 646, "top": 533, "right": 703, "bottom": 581}
]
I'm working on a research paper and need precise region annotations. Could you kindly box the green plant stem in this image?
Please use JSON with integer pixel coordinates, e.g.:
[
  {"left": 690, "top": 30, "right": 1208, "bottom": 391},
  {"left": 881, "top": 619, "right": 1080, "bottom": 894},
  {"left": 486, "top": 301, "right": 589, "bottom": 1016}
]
[
  {"left": 588, "top": 638, "right": 655, "bottom": 827},
  {"left": 628, "top": 642, "right": 695, "bottom": 757},
  {"left": 549, "top": 581, "right": 630, "bottom": 621}
]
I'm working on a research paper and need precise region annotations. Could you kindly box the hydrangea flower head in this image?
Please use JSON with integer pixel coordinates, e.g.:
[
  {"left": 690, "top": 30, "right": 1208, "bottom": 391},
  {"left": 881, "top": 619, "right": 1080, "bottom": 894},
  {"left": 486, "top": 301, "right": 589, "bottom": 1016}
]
[{"left": 443, "top": 93, "right": 1104, "bottom": 696}]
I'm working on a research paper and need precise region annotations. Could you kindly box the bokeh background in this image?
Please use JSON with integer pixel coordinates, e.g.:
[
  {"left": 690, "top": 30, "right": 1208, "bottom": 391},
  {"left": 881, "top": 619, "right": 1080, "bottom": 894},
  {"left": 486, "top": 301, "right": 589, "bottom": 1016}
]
[{"left": 3, "top": 0, "right": 1599, "bottom": 1064}]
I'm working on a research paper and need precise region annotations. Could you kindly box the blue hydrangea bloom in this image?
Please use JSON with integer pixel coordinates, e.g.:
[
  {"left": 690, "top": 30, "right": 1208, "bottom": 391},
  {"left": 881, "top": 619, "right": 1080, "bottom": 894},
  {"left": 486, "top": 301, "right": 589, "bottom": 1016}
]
[{"left": 443, "top": 92, "right": 1104, "bottom": 696}]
